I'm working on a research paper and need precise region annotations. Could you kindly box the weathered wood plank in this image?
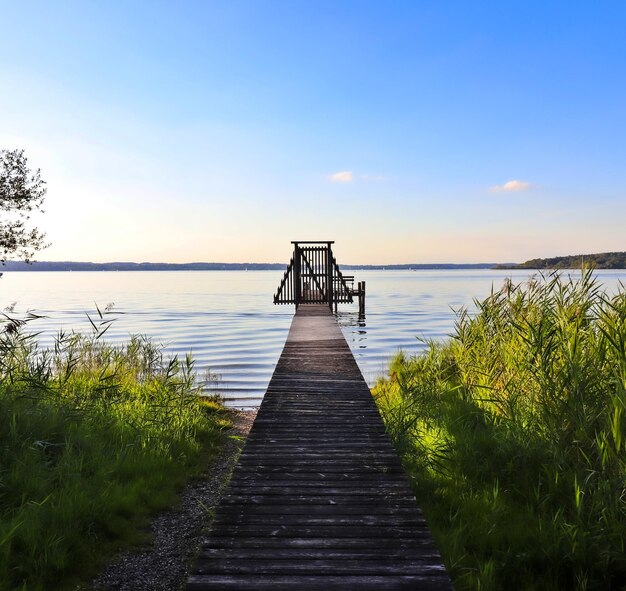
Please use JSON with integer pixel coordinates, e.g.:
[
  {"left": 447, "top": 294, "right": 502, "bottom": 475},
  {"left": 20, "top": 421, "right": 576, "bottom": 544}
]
[
  {"left": 200, "top": 536, "right": 438, "bottom": 550},
  {"left": 187, "top": 574, "right": 445, "bottom": 591},
  {"left": 213, "top": 505, "right": 422, "bottom": 517},
  {"left": 192, "top": 558, "right": 448, "bottom": 575},
  {"left": 186, "top": 304, "right": 451, "bottom": 590},
  {"left": 211, "top": 516, "right": 427, "bottom": 528},
  {"left": 231, "top": 465, "right": 404, "bottom": 474},
  {"left": 197, "top": 548, "right": 438, "bottom": 560}
]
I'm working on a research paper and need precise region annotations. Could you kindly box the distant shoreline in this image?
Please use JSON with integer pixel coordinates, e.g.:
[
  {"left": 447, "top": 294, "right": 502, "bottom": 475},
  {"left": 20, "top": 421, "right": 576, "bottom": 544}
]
[
  {"left": 4, "top": 258, "right": 626, "bottom": 272},
  {"left": 2, "top": 261, "right": 502, "bottom": 272}
]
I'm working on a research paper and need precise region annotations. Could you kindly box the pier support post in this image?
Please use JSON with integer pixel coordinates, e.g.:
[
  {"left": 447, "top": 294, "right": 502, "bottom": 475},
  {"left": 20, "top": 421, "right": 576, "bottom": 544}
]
[{"left": 358, "top": 280, "right": 366, "bottom": 317}]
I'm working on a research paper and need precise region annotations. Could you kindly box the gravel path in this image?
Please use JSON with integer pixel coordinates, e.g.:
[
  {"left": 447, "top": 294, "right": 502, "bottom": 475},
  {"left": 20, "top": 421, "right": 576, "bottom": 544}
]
[{"left": 90, "top": 410, "right": 256, "bottom": 591}]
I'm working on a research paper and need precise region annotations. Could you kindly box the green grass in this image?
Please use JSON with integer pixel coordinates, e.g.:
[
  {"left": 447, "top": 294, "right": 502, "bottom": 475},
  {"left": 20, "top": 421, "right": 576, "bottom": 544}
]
[
  {"left": 0, "top": 308, "right": 231, "bottom": 590},
  {"left": 374, "top": 269, "right": 626, "bottom": 590}
]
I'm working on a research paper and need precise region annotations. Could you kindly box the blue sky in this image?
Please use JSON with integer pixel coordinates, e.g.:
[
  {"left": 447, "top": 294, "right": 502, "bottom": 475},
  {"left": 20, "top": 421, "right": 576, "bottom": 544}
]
[{"left": 1, "top": 1, "right": 625, "bottom": 263}]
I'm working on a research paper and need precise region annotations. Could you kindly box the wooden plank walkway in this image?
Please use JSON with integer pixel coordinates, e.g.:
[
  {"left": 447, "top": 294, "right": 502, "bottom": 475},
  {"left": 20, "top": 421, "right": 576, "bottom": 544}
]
[{"left": 187, "top": 304, "right": 451, "bottom": 590}]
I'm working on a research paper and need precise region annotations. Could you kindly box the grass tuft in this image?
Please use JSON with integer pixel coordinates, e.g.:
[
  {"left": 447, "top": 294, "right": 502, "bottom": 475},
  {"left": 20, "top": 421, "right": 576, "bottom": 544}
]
[{"left": 0, "top": 309, "right": 230, "bottom": 590}]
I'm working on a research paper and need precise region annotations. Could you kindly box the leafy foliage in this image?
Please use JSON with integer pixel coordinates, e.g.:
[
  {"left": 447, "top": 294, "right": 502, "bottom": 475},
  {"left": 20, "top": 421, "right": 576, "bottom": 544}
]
[{"left": 0, "top": 149, "right": 48, "bottom": 263}]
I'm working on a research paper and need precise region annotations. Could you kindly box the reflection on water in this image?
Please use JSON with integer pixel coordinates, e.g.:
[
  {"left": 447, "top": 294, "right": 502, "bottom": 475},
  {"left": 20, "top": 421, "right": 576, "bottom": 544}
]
[{"left": 4, "top": 269, "right": 626, "bottom": 408}]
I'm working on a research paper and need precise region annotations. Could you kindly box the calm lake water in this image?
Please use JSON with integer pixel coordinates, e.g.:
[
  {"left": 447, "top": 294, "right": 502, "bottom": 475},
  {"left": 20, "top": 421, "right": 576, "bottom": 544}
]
[{"left": 3, "top": 270, "right": 626, "bottom": 408}]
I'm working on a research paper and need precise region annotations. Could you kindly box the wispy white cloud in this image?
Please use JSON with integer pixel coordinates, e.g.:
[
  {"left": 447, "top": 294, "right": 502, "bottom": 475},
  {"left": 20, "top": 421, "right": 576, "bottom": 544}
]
[
  {"left": 489, "top": 179, "right": 532, "bottom": 193},
  {"left": 328, "top": 171, "right": 387, "bottom": 183},
  {"left": 329, "top": 171, "right": 353, "bottom": 183}
]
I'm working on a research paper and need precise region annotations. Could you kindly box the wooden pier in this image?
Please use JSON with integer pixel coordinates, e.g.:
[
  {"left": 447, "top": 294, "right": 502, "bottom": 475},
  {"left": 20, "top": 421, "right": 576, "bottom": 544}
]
[{"left": 187, "top": 305, "right": 451, "bottom": 590}]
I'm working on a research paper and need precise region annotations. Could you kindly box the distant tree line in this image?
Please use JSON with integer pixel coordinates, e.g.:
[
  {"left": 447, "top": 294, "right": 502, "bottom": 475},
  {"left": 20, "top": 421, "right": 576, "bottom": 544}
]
[
  {"left": 1, "top": 261, "right": 287, "bottom": 272},
  {"left": 497, "top": 252, "right": 626, "bottom": 270}
]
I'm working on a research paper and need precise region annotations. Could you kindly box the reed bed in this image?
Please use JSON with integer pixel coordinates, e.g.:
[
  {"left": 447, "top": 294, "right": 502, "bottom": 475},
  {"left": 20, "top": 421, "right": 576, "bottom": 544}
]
[
  {"left": 374, "top": 269, "right": 626, "bottom": 590},
  {"left": 0, "top": 309, "right": 230, "bottom": 590}
]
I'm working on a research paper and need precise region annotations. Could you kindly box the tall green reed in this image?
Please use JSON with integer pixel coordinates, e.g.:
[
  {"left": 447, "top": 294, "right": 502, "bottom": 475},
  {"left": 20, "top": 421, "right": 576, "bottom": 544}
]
[{"left": 375, "top": 269, "right": 626, "bottom": 590}]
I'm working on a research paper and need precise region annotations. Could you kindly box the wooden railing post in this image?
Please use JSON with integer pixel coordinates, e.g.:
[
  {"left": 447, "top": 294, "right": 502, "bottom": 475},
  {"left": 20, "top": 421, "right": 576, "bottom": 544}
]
[
  {"left": 326, "top": 242, "right": 334, "bottom": 310},
  {"left": 294, "top": 243, "right": 301, "bottom": 308}
]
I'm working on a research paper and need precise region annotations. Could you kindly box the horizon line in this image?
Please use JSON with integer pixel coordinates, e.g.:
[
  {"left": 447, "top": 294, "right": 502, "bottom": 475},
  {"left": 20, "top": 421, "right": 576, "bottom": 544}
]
[{"left": 3, "top": 259, "right": 508, "bottom": 267}]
